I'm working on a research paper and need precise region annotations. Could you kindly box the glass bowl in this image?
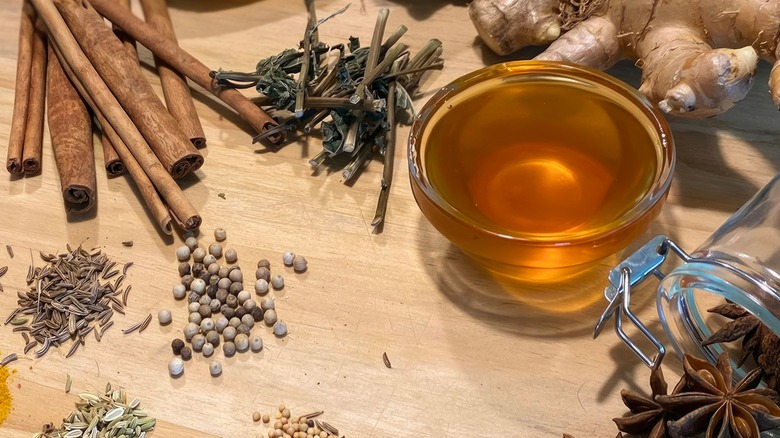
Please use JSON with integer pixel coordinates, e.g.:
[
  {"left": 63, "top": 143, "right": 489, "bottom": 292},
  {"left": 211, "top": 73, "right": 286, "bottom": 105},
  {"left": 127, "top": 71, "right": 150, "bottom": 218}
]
[{"left": 408, "top": 61, "right": 675, "bottom": 280}]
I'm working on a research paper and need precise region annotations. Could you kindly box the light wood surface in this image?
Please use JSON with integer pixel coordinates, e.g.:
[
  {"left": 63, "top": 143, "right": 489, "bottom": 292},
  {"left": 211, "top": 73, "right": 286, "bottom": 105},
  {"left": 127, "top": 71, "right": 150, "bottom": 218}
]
[{"left": 1, "top": 1, "right": 779, "bottom": 437}]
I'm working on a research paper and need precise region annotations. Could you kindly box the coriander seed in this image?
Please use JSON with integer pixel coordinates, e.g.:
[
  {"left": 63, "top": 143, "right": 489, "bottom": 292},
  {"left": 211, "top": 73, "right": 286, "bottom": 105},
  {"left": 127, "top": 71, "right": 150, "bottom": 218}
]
[
  {"left": 210, "top": 360, "right": 223, "bottom": 376},
  {"left": 176, "top": 245, "right": 191, "bottom": 261},
  {"left": 261, "top": 297, "right": 275, "bottom": 311},
  {"left": 200, "top": 318, "right": 215, "bottom": 333},
  {"left": 251, "top": 307, "right": 264, "bottom": 322},
  {"left": 209, "top": 243, "right": 223, "bottom": 258},
  {"left": 282, "top": 251, "right": 295, "bottom": 266},
  {"left": 223, "top": 326, "right": 237, "bottom": 342},
  {"left": 184, "top": 322, "right": 199, "bottom": 341},
  {"left": 191, "top": 334, "right": 206, "bottom": 352},
  {"left": 180, "top": 346, "right": 192, "bottom": 361},
  {"left": 193, "top": 247, "right": 206, "bottom": 263},
  {"left": 263, "top": 415, "right": 270, "bottom": 423},
  {"left": 225, "top": 248, "right": 238, "bottom": 263},
  {"left": 271, "top": 275, "right": 284, "bottom": 290},
  {"left": 158, "top": 309, "right": 173, "bottom": 325},
  {"left": 203, "top": 254, "right": 217, "bottom": 266},
  {"left": 256, "top": 267, "right": 270, "bottom": 281},
  {"left": 251, "top": 336, "right": 263, "bottom": 352},
  {"left": 215, "top": 316, "right": 229, "bottom": 333},
  {"left": 202, "top": 342, "right": 214, "bottom": 357},
  {"left": 172, "top": 284, "right": 187, "bottom": 300},
  {"left": 185, "top": 236, "right": 198, "bottom": 250},
  {"left": 255, "top": 279, "right": 269, "bottom": 295},
  {"left": 168, "top": 357, "right": 184, "bottom": 377},
  {"left": 234, "top": 333, "right": 249, "bottom": 352},
  {"left": 188, "top": 312, "right": 202, "bottom": 325},
  {"left": 264, "top": 309, "right": 278, "bottom": 326},
  {"left": 191, "top": 278, "right": 206, "bottom": 294},
  {"left": 206, "top": 330, "right": 220, "bottom": 346},
  {"left": 214, "top": 227, "right": 227, "bottom": 241},
  {"left": 273, "top": 321, "right": 288, "bottom": 337},
  {"left": 293, "top": 256, "right": 308, "bottom": 273},
  {"left": 223, "top": 341, "right": 236, "bottom": 357},
  {"left": 171, "top": 338, "right": 185, "bottom": 355},
  {"left": 257, "top": 259, "right": 271, "bottom": 269},
  {"left": 178, "top": 262, "right": 191, "bottom": 277},
  {"left": 282, "top": 408, "right": 290, "bottom": 418},
  {"left": 188, "top": 301, "right": 201, "bottom": 313},
  {"left": 253, "top": 411, "right": 262, "bottom": 422},
  {"left": 237, "top": 290, "right": 251, "bottom": 304}
]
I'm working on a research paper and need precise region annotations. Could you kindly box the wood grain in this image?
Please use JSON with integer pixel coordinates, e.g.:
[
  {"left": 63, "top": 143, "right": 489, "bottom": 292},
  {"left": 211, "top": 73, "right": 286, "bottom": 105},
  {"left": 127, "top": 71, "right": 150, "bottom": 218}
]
[{"left": 1, "top": 1, "right": 779, "bottom": 437}]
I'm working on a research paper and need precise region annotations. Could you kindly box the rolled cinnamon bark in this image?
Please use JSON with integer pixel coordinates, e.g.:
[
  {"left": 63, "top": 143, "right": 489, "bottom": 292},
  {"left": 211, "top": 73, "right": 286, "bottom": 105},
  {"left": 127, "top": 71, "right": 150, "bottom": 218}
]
[
  {"left": 7, "top": 1, "right": 36, "bottom": 175},
  {"left": 140, "top": 0, "right": 206, "bottom": 148},
  {"left": 34, "top": 0, "right": 200, "bottom": 230},
  {"left": 113, "top": 0, "right": 138, "bottom": 61},
  {"left": 99, "top": 127, "right": 125, "bottom": 176},
  {"left": 46, "top": 45, "right": 96, "bottom": 213},
  {"left": 87, "top": 0, "right": 283, "bottom": 145},
  {"left": 21, "top": 18, "right": 48, "bottom": 175},
  {"left": 53, "top": 0, "right": 203, "bottom": 179}
]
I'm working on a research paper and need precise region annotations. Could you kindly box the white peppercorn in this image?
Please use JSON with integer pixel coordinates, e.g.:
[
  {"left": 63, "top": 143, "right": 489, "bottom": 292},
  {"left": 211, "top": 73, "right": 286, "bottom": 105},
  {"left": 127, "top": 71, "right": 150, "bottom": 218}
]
[
  {"left": 192, "top": 262, "right": 205, "bottom": 277},
  {"left": 235, "top": 306, "right": 247, "bottom": 319},
  {"left": 206, "top": 330, "right": 220, "bottom": 347},
  {"left": 255, "top": 267, "right": 270, "bottom": 281},
  {"left": 237, "top": 323, "right": 251, "bottom": 335},
  {"left": 184, "top": 236, "right": 198, "bottom": 250},
  {"left": 181, "top": 275, "right": 194, "bottom": 289},
  {"left": 225, "top": 248, "right": 238, "bottom": 263},
  {"left": 171, "top": 338, "right": 185, "bottom": 355},
  {"left": 178, "top": 262, "right": 191, "bottom": 277},
  {"left": 223, "top": 341, "right": 236, "bottom": 357},
  {"left": 271, "top": 275, "right": 284, "bottom": 290},
  {"left": 250, "top": 336, "right": 263, "bottom": 352},
  {"left": 282, "top": 251, "right": 295, "bottom": 266},
  {"left": 261, "top": 297, "right": 275, "bottom": 311},
  {"left": 198, "top": 304, "right": 212, "bottom": 318},
  {"left": 200, "top": 318, "right": 215, "bottom": 333},
  {"left": 214, "top": 227, "right": 227, "bottom": 241},
  {"left": 180, "top": 346, "right": 192, "bottom": 361},
  {"left": 243, "top": 298, "right": 257, "bottom": 311},
  {"left": 187, "top": 292, "right": 200, "bottom": 304},
  {"left": 218, "top": 266, "right": 230, "bottom": 279},
  {"left": 209, "top": 243, "right": 223, "bottom": 258},
  {"left": 229, "top": 268, "right": 243, "bottom": 283},
  {"left": 207, "top": 263, "right": 220, "bottom": 276},
  {"left": 208, "top": 275, "right": 219, "bottom": 286},
  {"left": 198, "top": 295, "right": 211, "bottom": 306},
  {"left": 210, "top": 361, "right": 223, "bottom": 377},
  {"left": 183, "top": 230, "right": 195, "bottom": 239},
  {"left": 216, "top": 289, "right": 229, "bottom": 304},
  {"left": 234, "top": 333, "right": 249, "bottom": 352},
  {"left": 254, "top": 279, "right": 269, "bottom": 295},
  {"left": 183, "top": 323, "right": 199, "bottom": 341},
  {"left": 209, "top": 298, "right": 221, "bottom": 313},
  {"left": 293, "top": 256, "right": 308, "bottom": 273},
  {"left": 172, "top": 284, "right": 187, "bottom": 300},
  {"left": 191, "top": 334, "right": 206, "bottom": 352},
  {"left": 168, "top": 358, "right": 184, "bottom": 377},
  {"left": 257, "top": 259, "right": 270, "bottom": 269},
  {"left": 237, "top": 290, "right": 251, "bottom": 304},
  {"left": 192, "top": 247, "right": 206, "bottom": 263},
  {"left": 218, "top": 277, "right": 231, "bottom": 290},
  {"left": 215, "top": 316, "right": 229, "bottom": 333},
  {"left": 203, "top": 254, "right": 217, "bottom": 266},
  {"left": 176, "top": 245, "right": 191, "bottom": 262},
  {"left": 157, "top": 309, "right": 172, "bottom": 325},
  {"left": 223, "top": 326, "right": 237, "bottom": 342},
  {"left": 241, "top": 314, "right": 255, "bottom": 328},
  {"left": 229, "top": 316, "right": 242, "bottom": 328},
  {"left": 191, "top": 278, "right": 206, "bottom": 294},
  {"left": 188, "top": 312, "right": 202, "bottom": 325},
  {"left": 264, "top": 309, "right": 278, "bottom": 325},
  {"left": 188, "top": 302, "right": 201, "bottom": 313},
  {"left": 250, "top": 307, "right": 264, "bottom": 322},
  {"left": 202, "top": 342, "right": 214, "bottom": 357},
  {"left": 273, "top": 321, "right": 288, "bottom": 337}
]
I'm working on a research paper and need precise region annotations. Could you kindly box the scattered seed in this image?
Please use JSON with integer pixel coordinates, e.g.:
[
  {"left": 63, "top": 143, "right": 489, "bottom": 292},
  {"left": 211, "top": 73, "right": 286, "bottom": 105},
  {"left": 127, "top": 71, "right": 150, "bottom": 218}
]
[
  {"left": 225, "top": 248, "right": 238, "bottom": 263},
  {"left": 169, "top": 357, "right": 184, "bottom": 377},
  {"left": 383, "top": 352, "right": 392, "bottom": 369},
  {"left": 282, "top": 251, "right": 295, "bottom": 266},
  {"left": 180, "top": 346, "right": 192, "bottom": 361},
  {"left": 176, "top": 245, "right": 191, "bottom": 262},
  {"left": 65, "top": 374, "right": 72, "bottom": 393},
  {"left": 10, "top": 316, "right": 28, "bottom": 326},
  {"left": 253, "top": 411, "right": 262, "bottom": 422},
  {"left": 6, "top": 245, "right": 14, "bottom": 258},
  {"left": 214, "top": 228, "right": 227, "bottom": 241},
  {"left": 158, "top": 309, "right": 172, "bottom": 325},
  {"left": 138, "top": 313, "right": 153, "bottom": 333},
  {"left": 0, "top": 353, "right": 18, "bottom": 366},
  {"left": 121, "top": 240, "right": 133, "bottom": 247},
  {"left": 273, "top": 320, "right": 288, "bottom": 337},
  {"left": 0, "top": 266, "right": 7, "bottom": 278},
  {"left": 271, "top": 275, "right": 284, "bottom": 290},
  {"left": 65, "top": 340, "right": 80, "bottom": 358},
  {"left": 171, "top": 338, "right": 185, "bottom": 355},
  {"left": 209, "top": 361, "right": 222, "bottom": 377}
]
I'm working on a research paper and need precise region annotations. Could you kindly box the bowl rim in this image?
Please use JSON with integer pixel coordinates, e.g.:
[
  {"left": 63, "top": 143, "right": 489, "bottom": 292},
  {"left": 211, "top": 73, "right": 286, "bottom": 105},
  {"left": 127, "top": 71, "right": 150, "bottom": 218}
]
[{"left": 407, "top": 60, "right": 676, "bottom": 246}]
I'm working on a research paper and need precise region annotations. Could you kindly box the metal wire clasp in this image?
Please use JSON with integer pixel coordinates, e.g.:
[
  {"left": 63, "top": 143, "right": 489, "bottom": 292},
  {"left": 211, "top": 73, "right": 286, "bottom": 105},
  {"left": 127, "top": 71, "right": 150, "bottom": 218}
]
[{"left": 593, "top": 235, "right": 691, "bottom": 370}]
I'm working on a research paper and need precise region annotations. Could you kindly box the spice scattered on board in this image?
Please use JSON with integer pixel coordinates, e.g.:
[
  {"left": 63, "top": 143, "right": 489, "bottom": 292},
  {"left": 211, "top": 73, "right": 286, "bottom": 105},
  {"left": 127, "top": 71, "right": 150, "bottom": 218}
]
[
  {"left": 0, "top": 363, "right": 13, "bottom": 426},
  {"left": 211, "top": 6, "right": 443, "bottom": 228},
  {"left": 34, "top": 382, "right": 156, "bottom": 438},
  {"left": 3, "top": 245, "right": 133, "bottom": 358},
  {"left": 254, "top": 404, "right": 343, "bottom": 438}
]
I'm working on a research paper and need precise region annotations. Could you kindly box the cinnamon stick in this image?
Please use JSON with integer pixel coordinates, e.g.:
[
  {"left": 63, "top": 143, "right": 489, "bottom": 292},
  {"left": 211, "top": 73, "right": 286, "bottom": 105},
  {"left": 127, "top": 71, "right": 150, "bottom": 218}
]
[
  {"left": 33, "top": 0, "right": 200, "bottom": 230},
  {"left": 99, "top": 127, "right": 125, "bottom": 177},
  {"left": 140, "top": 0, "right": 206, "bottom": 148},
  {"left": 46, "top": 45, "right": 96, "bottom": 213},
  {"left": 21, "top": 18, "right": 48, "bottom": 175},
  {"left": 7, "top": 0, "right": 36, "bottom": 175},
  {"left": 86, "top": 0, "right": 283, "bottom": 145},
  {"left": 53, "top": 0, "right": 203, "bottom": 180},
  {"left": 113, "top": 0, "right": 138, "bottom": 61}
]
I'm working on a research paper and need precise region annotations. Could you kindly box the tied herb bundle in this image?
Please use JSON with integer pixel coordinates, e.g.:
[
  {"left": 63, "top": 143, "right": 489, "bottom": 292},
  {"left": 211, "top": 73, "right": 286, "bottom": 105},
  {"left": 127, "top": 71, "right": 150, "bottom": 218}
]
[{"left": 210, "top": 4, "right": 444, "bottom": 227}]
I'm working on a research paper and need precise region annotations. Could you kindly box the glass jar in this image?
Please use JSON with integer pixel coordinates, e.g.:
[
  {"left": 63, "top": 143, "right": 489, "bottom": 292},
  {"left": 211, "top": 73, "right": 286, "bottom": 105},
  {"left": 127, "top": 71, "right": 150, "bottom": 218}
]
[{"left": 594, "top": 172, "right": 780, "bottom": 385}]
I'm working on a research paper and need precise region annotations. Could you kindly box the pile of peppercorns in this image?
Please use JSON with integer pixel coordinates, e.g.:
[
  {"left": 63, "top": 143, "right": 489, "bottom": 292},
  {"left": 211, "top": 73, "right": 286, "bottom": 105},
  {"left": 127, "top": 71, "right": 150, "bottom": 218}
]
[{"left": 166, "top": 228, "right": 308, "bottom": 378}]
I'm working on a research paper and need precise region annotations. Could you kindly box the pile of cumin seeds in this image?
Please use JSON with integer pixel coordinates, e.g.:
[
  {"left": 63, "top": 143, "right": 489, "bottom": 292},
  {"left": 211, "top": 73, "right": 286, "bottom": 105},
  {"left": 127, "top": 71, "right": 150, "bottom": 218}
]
[{"left": 3, "top": 245, "right": 133, "bottom": 358}]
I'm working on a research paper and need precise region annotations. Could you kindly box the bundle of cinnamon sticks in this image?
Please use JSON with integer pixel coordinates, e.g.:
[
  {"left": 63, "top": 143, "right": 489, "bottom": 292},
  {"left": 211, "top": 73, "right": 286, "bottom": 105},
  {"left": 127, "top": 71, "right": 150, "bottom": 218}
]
[{"left": 5, "top": 0, "right": 282, "bottom": 234}]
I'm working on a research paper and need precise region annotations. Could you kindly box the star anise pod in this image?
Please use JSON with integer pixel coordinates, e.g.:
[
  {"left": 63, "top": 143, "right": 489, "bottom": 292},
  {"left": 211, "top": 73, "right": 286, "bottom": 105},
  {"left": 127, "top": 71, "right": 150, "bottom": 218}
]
[
  {"left": 612, "top": 366, "right": 676, "bottom": 438},
  {"left": 656, "top": 353, "right": 780, "bottom": 438}
]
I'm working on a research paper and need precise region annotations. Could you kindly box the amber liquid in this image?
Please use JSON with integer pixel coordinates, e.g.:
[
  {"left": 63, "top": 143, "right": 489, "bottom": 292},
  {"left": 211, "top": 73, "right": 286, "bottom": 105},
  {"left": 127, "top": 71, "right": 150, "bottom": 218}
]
[{"left": 424, "top": 80, "right": 659, "bottom": 240}]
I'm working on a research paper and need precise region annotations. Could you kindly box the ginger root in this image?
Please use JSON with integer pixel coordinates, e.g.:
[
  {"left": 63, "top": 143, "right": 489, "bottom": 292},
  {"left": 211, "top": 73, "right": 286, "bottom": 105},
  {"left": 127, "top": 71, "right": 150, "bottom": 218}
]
[{"left": 469, "top": 0, "right": 780, "bottom": 117}]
